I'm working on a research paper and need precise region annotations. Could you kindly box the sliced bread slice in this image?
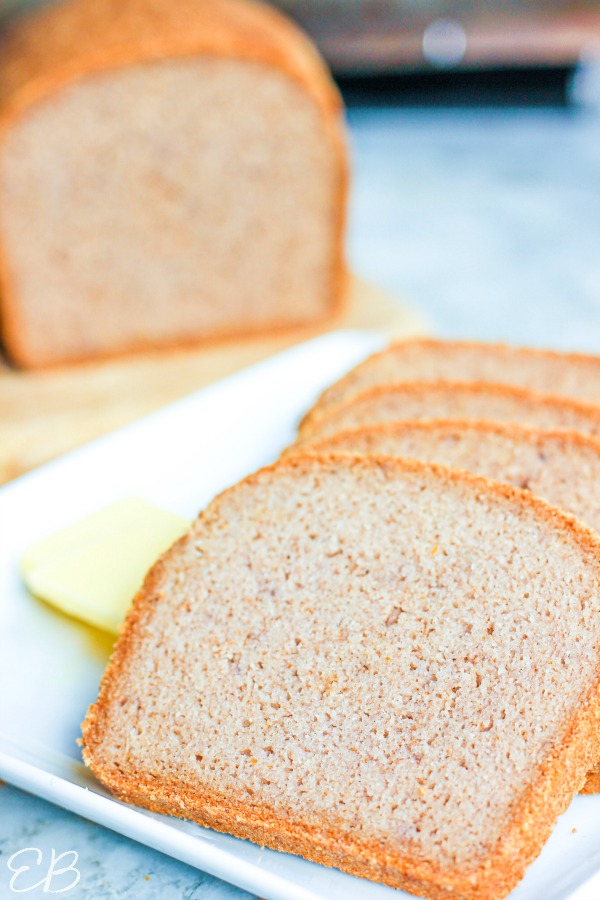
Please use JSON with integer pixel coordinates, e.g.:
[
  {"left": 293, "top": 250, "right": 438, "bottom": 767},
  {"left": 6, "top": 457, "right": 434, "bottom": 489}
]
[
  {"left": 297, "top": 381, "right": 600, "bottom": 443},
  {"left": 293, "top": 420, "right": 600, "bottom": 794},
  {"left": 82, "top": 454, "right": 600, "bottom": 899},
  {"left": 305, "top": 339, "right": 600, "bottom": 425}
]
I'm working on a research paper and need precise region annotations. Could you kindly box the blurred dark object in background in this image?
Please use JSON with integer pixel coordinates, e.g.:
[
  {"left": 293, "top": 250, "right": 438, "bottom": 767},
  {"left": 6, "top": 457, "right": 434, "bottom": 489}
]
[
  {"left": 274, "top": 1, "right": 600, "bottom": 74},
  {"left": 274, "top": 0, "right": 600, "bottom": 106},
  {"left": 339, "top": 67, "right": 575, "bottom": 107}
]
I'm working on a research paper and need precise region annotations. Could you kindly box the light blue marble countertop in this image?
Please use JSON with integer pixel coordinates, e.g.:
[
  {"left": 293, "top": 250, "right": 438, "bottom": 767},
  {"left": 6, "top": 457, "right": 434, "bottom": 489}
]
[
  {"left": 348, "top": 106, "right": 600, "bottom": 349},
  {"left": 2, "top": 104, "right": 600, "bottom": 899}
]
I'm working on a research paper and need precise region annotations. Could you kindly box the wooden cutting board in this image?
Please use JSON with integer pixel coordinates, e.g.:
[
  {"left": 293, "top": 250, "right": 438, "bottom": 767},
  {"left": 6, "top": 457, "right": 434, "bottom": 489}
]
[{"left": 0, "top": 276, "right": 428, "bottom": 485}]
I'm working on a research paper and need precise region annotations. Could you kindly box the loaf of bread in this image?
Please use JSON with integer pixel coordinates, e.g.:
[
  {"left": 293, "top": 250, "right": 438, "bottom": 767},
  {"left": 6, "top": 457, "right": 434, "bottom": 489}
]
[
  {"left": 0, "top": 0, "right": 347, "bottom": 367},
  {"left": 298, "top": 381, "right": 600, "bottom": 443},
  {"left": 82, "top": 454, "right": 600, "bottom": 899},
  {"left": 306, "top": 339, "right": 600, "bottom": 425},
  {"left": 295, "top": 420, "right": 600, "bottom": 794}
]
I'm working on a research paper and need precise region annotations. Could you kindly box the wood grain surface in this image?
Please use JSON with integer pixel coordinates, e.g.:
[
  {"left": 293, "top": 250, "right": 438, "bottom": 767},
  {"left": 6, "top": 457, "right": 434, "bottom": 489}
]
[{"left": 0, "top": 276, "right": 428, "bottom": 485}]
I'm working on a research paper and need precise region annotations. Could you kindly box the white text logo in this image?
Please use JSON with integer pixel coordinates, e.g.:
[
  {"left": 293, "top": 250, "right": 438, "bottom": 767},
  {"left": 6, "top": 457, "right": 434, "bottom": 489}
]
[{"left": 6, "top": 847, "right": 80, "bottom": 894}]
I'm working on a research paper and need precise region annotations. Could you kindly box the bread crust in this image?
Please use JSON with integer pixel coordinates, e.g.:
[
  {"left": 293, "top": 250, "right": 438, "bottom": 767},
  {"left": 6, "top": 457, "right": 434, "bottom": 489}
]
[
  {"left": 297, "top": 380, "right": 600, "bottom": 441},
  {"left": 0, "top": 0, "right": 348, "bottom": 367},
  {"left": 580, "top": 762, "right": 600, "bottom": 794},
  {"left": 295, "top": 417, "right": 600, "bottom": 461},
  {"left": 82, "top": 453, "right": 600, "bottom": 899},
  {"left": 305, "top": 338, "right": 600, "bottom": 426}
]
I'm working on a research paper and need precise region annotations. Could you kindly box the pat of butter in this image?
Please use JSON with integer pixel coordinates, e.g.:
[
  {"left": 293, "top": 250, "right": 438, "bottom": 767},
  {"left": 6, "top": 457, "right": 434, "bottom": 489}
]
[{"left": 21, "top": 497, "right": 190, "bottom": 633}]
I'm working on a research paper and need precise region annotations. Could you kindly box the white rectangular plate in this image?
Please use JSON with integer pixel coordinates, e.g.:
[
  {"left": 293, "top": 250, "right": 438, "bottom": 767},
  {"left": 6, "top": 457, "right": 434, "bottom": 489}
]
[{"left": 2, "top": 330, "right": 600, "bottom": 900}]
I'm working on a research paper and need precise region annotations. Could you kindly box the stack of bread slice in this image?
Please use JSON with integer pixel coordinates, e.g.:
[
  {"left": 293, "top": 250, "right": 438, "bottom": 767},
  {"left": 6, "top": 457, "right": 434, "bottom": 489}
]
[{"left": 83, "top": 339, "right": 600, "bottom": 899}]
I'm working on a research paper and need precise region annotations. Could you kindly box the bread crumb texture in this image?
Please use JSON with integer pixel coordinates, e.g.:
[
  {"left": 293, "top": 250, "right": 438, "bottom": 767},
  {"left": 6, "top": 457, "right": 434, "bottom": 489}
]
[
  {"left": 297, "top": 422, "right": 600, "bottom": 795},
  {"left": 82, "top": 456, "right": 600, "bottom": 899},
  {"left": 299, "top": 421, "right": 600, "bottom": 538}
]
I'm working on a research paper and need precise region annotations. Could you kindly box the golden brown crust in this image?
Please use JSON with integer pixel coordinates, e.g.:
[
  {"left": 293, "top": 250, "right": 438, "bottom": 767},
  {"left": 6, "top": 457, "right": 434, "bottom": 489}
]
[
  {"left": 82, "top": 453, "right": 600, "bottom": 899},
  {"left": 386, "top": 337, "right": 600, "bottom": 371},
  {"left": 304, "top": 338, "right": 600, "bottom": 426},
  {"left": 295, "top": 417, "right": 600, "bottom": 458},
  {"left": 580, "top": 762, "right": 600, "bottom": 794},
  {"left": 0, "top": 0, "right": 348, "bottom": 368},
  {"left": 0, "top": 0, "right": 341, "bottom": 118},
  {"left": 297, "top": 379, "right": 600, "bottom": 441}
]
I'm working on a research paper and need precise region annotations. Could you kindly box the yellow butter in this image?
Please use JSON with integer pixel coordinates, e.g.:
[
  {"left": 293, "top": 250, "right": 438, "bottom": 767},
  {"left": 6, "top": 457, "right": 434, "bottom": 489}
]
[{"left": 21, "top": 497, "right": 190, "bottom": 633}]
